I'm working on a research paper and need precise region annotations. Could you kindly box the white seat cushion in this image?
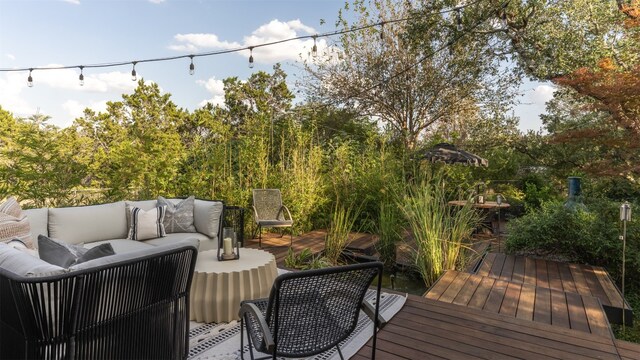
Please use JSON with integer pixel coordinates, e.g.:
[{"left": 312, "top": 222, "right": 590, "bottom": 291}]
[
  {"left": 84, "top": 239, "right": 155, "bottom": 254},
  {"left": 48, "top": 202, "right": 128, "bottom": 245}
]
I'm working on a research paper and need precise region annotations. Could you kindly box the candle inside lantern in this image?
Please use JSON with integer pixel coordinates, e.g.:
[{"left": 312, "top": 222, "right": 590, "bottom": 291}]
[{"left": 223, "top": 237, "right": 233, "bottom": 255}]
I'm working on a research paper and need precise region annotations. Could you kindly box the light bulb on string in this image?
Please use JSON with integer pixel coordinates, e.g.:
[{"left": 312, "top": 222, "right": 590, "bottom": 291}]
[
  {"left": 456, "top": 8, "right": 463, "bottom": 31},
  {"left": 249, "top": 47, "right": 254, "bottom": 69},
  {"left": 79, "top": 66, "right": 85, "bottom": 86},
  {"left": 311, "top": 35, "right": 318, "bottom": 57},
  {"left": 131, "top": 62, "right": 137, "bottom": 81},
  {"left": 27, "top": 69, "right": 33, "bottom": 87},
  {"left": 380, "top": 21, "right": 385, "bottom": 41},
  {"left": 189, "top": 56, "right": 195, "bottom": 75}
]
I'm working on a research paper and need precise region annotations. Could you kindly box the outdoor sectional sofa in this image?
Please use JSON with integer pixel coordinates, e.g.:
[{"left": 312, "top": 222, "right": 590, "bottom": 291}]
[
  {"left": 0, "top": 198, "right": 227, "bottom": 359},
  {"left": 23, "top": 198, "right": 225, "bottom": 254}
]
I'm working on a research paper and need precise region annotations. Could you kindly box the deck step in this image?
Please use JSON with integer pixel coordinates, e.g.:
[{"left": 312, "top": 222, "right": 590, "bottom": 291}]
[
  {"left": 425, "top": 270, "right": 613, "bottom": 337},
  {"left": 476, "top": 253, "right": 633, "bottom": 325}
]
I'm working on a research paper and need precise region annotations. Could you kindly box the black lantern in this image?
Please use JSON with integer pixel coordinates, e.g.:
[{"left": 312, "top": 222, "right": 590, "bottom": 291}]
[{"left": 217, "top": 205, "right": 244, "bottom": 261}]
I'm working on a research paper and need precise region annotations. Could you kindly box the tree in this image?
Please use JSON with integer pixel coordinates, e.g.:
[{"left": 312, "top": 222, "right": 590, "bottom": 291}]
[
  {"left": 73, "top": 81, "right": 188, "bottom": 200},
  {"left": 0, "top": 107, "right": 86, "bottom": 206},
  {"left": 304, "top": 0, "right": 515, "bottom": 151}
]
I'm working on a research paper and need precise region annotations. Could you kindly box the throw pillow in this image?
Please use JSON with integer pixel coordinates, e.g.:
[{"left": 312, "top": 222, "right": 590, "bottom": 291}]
[
  {"left": 157, "top": 196, "right": 196, "bottom": 233},
  {"left": 0, "top": 196, "right": 33, "bottom": 248},
  {"left": 128, "top": 206, "right": 167, "bottom": 241},
  {"left": 38, "top": 235, "right": 115, "bottom": 268}
]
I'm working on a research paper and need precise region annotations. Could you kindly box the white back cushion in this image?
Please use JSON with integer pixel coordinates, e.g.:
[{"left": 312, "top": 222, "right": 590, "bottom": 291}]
[{"left": 48, "top": 202, "right": 128, "bottom": 245}]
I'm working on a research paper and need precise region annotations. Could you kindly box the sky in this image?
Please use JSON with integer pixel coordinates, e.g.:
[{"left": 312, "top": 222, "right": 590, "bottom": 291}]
[{"left": 0, "top": 0, "right": 554, "bottom": 132}]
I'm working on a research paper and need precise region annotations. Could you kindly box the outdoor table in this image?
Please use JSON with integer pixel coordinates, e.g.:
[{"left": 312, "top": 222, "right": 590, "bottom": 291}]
[
  {"left": 447, "top": 200, "right": 510, "bottom": 234},
  {"left": 190, "top": 248, "right": 278, "bottom": 323},
  {"left": 447, "top": 200, "right": 510, "bottom": 210}
]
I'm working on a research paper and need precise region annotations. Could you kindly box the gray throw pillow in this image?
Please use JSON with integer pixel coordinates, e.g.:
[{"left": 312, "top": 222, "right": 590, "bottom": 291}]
[
  {"left": 38, "top": 235, "right": 115, "bottom": 268},
  {"left": 158, "top": 196, "right": 196, "bottom": 233}
]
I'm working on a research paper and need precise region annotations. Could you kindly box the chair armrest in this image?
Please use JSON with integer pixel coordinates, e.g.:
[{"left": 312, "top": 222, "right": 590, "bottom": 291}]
[
  {"left": 239, "top": 302, "right": 275, "bottom": 353},
  {"left": 279, "top": 205, "right": 293, "bottom": 221},
  {"left": 361, "top": 301, "right": 387, "bottom": 329},
  {"left": 252, "top": 206, "right": 260, "bottom": 223}
]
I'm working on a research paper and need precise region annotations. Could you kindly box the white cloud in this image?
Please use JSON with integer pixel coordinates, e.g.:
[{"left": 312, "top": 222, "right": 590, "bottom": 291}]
[
  {"left": 5, "top": 54, "right": 15, "bottom": 60},
  {"left": 169, "top": 34, "right": 240, "bottom": 52},
  {"left": 169, "top": 19, "right": 329, "bottom": 63},
  {"left": 62, "top": 99, "right": 108, "bottom": 120},
  {"left": 148, "top": 0, "right": 166, "bottom": 3},
  {"left": 529, "top": 84, "right": 556, "bottom": 104},
  {"left": 62, "top": 0, "right": 81, "bottom": 5},
  {"left": 0, "top": 72, "right": 37, "bottom": 115},
  {"left": 197, "top": 77, "right": 225, "bottom": 107}
]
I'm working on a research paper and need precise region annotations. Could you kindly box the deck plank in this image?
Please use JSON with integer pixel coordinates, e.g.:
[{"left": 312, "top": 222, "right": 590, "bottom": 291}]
[
  {"left": 523, "top": 256, "right": 537, "bottom": 286},
  {"left": 425, "top": 271, "right": 458, "bottom": 300},
  {"left": 488, "top": 252, "right": 506, "bottom": 279},
  {"left": 546, "top": 260, "right": 564, "bottom": 291},
  {"left": 512, "top": 255, "right": 525, "bottom": 284},
  {"left": 500, "top": 254, "right": 515, "bottom": 281},
  {"left": 516, "top": 284, "right": 536, "bottom": 321},
  {"left": 566, "top": 291, "right": 591, "bottom": 333},
  {"left": 499, "top": 282, "right": 521, "bottom": 317},
  {"left": 582, "top": 295, "right": 614, "bottom": 338},
  {"left": 592, "top": 265, "right": 626, "bottom": 309},
  {"left": 483, "top": 279, "right": 508, "bottom": 313},
  {"left": 452, "top": 274, "right": 482, "bottom": 306},
  {"left": 582, "top": 265, "right": 611, "bottom": 307},
  {"left": 439, "top": 272, "right": 471, "bottom": 303},
  {"left": 467, "top": 276, "right": 495, "bottom": 310},
  {"left": 476, "top": 252, "right": 496, "bottom": 276},
  {"left": 360, "top": 296, "right": 621, "bottom": 360},
  {"left": 558, "top": 262, "right": 578, "bottom": 293},
  {"left": 533, "top": 287, "right": 552, "bottom": 324},
  {"left": 550, "top": 288, "right": 570, "bottom": 329},
  {"left": 535, "top": 258, "right": 550, "bottom": 288}
]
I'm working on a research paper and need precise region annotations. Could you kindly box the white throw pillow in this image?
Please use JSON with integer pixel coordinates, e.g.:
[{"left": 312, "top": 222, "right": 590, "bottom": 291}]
[{"left": 127, "top": 206, "right": 167, "bottom": 241}]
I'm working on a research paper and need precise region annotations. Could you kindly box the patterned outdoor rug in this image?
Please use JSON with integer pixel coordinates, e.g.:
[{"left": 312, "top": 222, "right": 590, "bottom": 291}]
[{"left": 188, "top": 290, "right": 407, "bottom": 360}]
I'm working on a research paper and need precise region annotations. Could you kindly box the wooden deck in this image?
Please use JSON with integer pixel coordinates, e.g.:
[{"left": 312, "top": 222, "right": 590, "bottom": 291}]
[
  {"left": 243, "top": 232, "right": 640, "bottom": 359},
  {"left": 476, "top": 253, "right": 632, "bottom": 324},
  {"left": 244, "top": 230, "right": 378, "bottom": 268},
  {"left": 425, "top": 270, "right": 612, "bottom": 337},
  {"left": 354, "top": 294, "right": 638, "bottom": 359}
]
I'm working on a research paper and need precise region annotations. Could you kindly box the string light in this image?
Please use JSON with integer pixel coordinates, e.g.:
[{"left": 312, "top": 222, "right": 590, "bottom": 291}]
[
  {"left": 312, "top": 35, "right": 318, "bottom": 57},
  {"left": 131, "top": 62, "right": 137, "bottom": 81},
  {"left": 3, "top": 0, "right": 495, "bottom": 83},
  {"left": 79, "top": 66, "right": 84, "bottom": 86}
]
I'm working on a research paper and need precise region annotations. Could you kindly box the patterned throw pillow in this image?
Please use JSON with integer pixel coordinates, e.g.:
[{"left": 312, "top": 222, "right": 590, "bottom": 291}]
[
  {"left": 128, "top": 206, "right": 167, "bottom": 241},
  {"left": 157, "top": 196, "right": 196, "bottom": 233},
  {"left": 0, "top": 197, "right": 33, "bottom": 249},
  {"left": 38, "top": 235, "right": 114, "bottom": 268}
]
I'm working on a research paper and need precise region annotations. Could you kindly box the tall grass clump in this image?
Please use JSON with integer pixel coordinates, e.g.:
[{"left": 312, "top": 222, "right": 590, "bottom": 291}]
[
  {"left": 400, "top": 171, "right": 481, "bottom": 286},
  {"left": 324, "top": 201, "right": 361, "bottom": 265},
  {"left": 376, "top": 200, "right": 403, "bottom": 267}
]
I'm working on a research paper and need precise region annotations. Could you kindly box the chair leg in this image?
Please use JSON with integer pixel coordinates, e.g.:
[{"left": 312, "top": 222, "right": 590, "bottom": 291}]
[
  {"left": 258, "top": 225, "right": 262, "bottom": 248},
  {"left": 240, "top": 317, "right": 245, "bottom": 360},
  {"left": 336, "top": 345, "right": 345, "bottom": 360}
]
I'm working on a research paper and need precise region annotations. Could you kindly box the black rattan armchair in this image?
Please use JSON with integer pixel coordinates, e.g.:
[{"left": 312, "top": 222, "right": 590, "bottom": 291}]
[
  {"left": 239, "top": 262, "right": 384, "bottom": 360},
  {"left": 0, "top": 241, "right": 198, "bottom": 360}
]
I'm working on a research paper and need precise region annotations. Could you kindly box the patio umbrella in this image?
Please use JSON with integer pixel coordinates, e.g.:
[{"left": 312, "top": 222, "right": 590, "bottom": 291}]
[{"left": 418, "top": 143, "right": 488, "bottom": 167}]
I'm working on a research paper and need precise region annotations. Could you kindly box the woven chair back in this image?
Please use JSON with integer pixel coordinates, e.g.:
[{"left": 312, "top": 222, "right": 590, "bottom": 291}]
[
  {"left": 265, "top": 262, "right": 382, "bottom": 357},
  {"left": 253, "top": 189, "right": 285, "bottom": 221}
]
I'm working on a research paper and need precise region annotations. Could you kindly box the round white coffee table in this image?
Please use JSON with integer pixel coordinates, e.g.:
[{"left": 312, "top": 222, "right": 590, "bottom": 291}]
[{"left": 189, "top": 248, "right": 278, "bottom": 323}]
